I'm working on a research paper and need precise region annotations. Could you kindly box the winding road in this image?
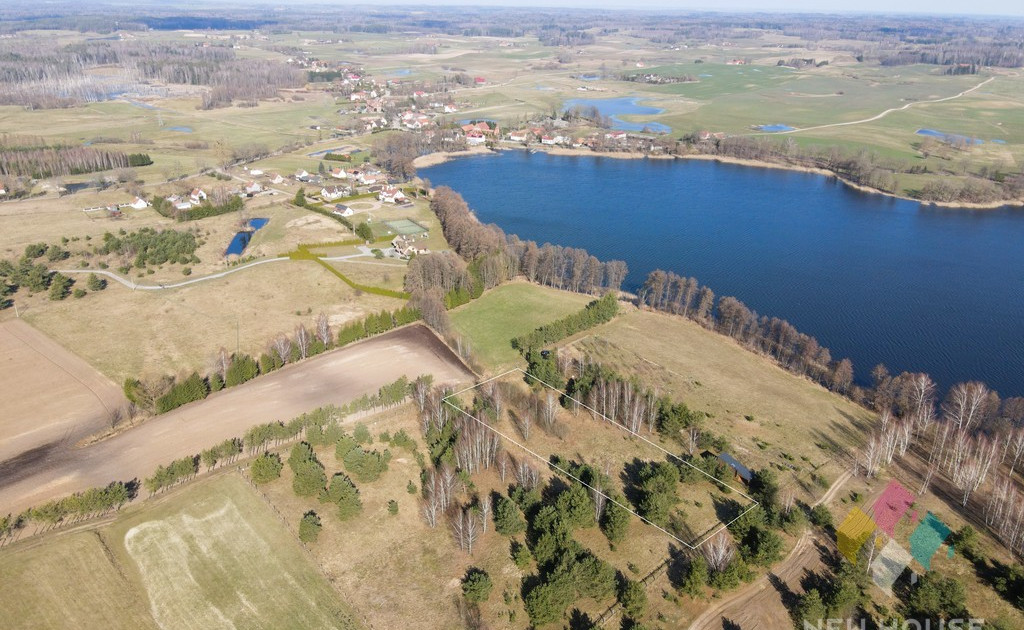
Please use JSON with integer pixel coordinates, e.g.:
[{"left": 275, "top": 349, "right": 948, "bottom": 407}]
[
  {"left": 685, "top": 470, "right": 853, "bottom": 630},
  {"left": 769, "top": 76, "right": 995, "bottom": 136},
  {"left": 56, "top": 249, "right": 402, "bottom": 291}
]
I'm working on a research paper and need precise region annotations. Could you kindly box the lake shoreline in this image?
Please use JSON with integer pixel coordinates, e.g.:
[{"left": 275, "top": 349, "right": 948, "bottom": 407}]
[{"left": 416, "top": 146, "right": 1023, "bottom": 210}]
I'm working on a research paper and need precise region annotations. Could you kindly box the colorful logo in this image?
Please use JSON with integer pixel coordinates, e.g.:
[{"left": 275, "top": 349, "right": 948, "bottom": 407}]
[{"left": 836, "top": 480, "right": 952, "bottom": 595}]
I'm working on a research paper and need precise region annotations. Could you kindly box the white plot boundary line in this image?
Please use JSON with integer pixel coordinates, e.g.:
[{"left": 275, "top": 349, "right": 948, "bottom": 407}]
[{"left": 443, "top": 367, "right": 759, "bottom": 551}]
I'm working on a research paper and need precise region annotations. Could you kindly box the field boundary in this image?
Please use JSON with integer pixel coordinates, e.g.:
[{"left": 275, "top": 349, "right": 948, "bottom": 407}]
[{"left": 442, "top": 367, "right": 759, "bottom": 551}]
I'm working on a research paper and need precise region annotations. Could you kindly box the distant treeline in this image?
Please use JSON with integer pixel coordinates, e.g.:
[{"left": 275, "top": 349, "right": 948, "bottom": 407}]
[
  {"left": 0, "top": 39, "right": 302, "bottom": 109},
  {"left": 0, "top": 144, "right": 151, "bottom": 179},
  {"left": 681, "top": 134, "right": 1023, "bottom": 204}
]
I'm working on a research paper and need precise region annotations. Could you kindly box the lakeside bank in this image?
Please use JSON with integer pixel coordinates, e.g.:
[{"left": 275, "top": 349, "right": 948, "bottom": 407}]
[{"left": 415, "top": 145, "right": 1023, "bottom": 210}]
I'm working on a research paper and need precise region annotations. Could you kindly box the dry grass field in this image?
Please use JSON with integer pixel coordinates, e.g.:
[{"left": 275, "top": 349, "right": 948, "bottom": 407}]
[
  {"left": 568, "top": 307, "right": 876, "bottom": 508},
  {"left": 0, "top": 319, "right": 126, "bottom": 464},
  {"left": 21, "top": 259, "right": 403, "bottom": 381},
  {"left": 0, "top": 474, "right": 357, "bottom": 630}
]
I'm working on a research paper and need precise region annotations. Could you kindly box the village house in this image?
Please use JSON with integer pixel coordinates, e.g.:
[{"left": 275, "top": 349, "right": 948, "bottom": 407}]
[
  {"left": 357, "top": 170, "right": 385, "bottom": 186},
  {"left": 332, "top": 204, "right": 354, "bottom": 217},
  {"left": 541, "top": 135, "right": 565, "bottom": 146},
  {"left": 465, "top": 131, "right": 487, "bottom": 146},
  {"left": 166, "top": 195, "right": 193, "bottom": 211},
  {"left": 189, "top": 188, "right": 208, "bottom": 205},
  {"left": 391, "top": 235, "right": 429, "bottom": 258},
  {"left": 244, "top": 181, "right": 262, "bottom": 195},
  {"left": 507, "top": 130, "right": 531, "bottom": 143},
  {"left": 321, "top": 185, "right": 350, "bottom": 201},
  {"left": 605, "top": 130, "right": 628, "bottom": 142},
  {"left": 248, "top": 168, "right": 264, "bottom": 176},
  {"left": 330, "top": 167, "right": 348, "bottom": 179},
  {"left": 378, "top": 186, "right": 407, "bottom": 204},
  {"left": 294, "top": 169, "right": 312, "bottom": 182},
  {"left": 268, "top": 173, "right": 286, "bottom": 185},
  {"left": 129, "top": 197, "right": 148, "bottom": 210}
]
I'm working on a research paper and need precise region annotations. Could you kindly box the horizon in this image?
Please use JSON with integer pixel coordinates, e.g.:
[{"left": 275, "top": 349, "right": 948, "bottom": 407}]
[{"left": 226, "top": 0, "right": 1024, "bottom": 18}]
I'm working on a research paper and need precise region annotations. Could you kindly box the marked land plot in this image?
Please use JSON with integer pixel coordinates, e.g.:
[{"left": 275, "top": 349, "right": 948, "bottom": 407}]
[
  {"left": 119, "top": 475, "right": 358, "bottom": 630},
  {"left": 444, "top": 368, "right": 758, "bottom": 551}
]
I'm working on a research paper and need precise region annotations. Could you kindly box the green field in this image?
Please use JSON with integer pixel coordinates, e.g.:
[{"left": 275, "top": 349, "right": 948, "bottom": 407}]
[
  {"left": 0, "top": 474, "right": 358, "bottom": 630},
  {"left": 449, "top": 281, "right": 593, "bottom": 369}
]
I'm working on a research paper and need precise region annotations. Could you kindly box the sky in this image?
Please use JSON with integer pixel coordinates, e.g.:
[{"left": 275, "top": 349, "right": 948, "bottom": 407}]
[{"left": 347, "top": 0, "right": 1024, "bottom": 16}]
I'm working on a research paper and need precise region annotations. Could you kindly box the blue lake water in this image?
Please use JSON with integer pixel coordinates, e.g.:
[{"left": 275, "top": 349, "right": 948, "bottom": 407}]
[
  {"left": 167, "top": 126, "right": 193, "bottom": 133},
  {"left": 225, "top": 218, "right": 269, "bottom": 257},
  {"left": 422, "top": 151, "right": 1024, "bottom": 395},
  {"left": 759, "top": 124, "right": 796, "bottom": 132},
  {"left": 916, "top": 128, "right": 984, "bottom": 145},
  {"left": 562, "top": 97, "right": 671, "bottom": 134}
]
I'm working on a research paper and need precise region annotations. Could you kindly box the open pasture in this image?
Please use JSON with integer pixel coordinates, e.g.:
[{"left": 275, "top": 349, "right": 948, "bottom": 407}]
[
  {"left": 449, "top": 281, "right": 594, "bottom": 370},
  {"left": 566, "top": 308, "right": 877, "bottom": 508}
]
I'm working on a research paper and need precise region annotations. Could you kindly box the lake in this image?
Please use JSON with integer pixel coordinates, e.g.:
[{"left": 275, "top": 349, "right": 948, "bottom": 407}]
[
  {"left": 562, "top": 97, "right": 671, "bottom": 133},
  {"left": 422, "top": 151, "right": 1024, "bottom": 395}
]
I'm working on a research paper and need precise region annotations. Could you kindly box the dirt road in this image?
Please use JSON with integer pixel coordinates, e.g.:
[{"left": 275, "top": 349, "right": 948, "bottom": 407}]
[
  {"left": 0, "top": 319, "right": 126, "bottom": 465},
  {"left": 0, "top": 324, "right": 474, "bottom": 515},
  {"left": 686, "top": 471, "right": 851, "bottom": 630}
]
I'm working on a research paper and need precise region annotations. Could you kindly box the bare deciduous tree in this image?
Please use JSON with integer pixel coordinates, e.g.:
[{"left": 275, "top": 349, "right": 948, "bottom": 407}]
[
  {"left": 315, "top": 312, "right": 332, "bottom": 348},
  {"left": 701, "top": 531, "right": 735, "bottom": 573},
  {"left": 272, "top": 334, "right": 291, "bottom": 365},
  {"left": 294, "top": 324, "right": 311, "bottom": 361}
]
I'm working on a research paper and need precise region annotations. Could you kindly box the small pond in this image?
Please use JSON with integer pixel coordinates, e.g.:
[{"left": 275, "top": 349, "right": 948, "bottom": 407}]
[{"left": 225, "top": 218, "right": 269, "bottom": 257}]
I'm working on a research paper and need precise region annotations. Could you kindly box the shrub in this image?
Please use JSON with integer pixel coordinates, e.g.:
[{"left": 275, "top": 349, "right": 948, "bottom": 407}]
[
  {"left": 299, "top": 511, "right": 322, "bottom": 543},
  {"left": 155, "top": 372, "right": 209, "bottom": 413},
  {"left": 250, "top": 452, "right": 283, "bottom": 484},
  {"left": 461, "top": 568, "right": 493, "bottom": 604}
]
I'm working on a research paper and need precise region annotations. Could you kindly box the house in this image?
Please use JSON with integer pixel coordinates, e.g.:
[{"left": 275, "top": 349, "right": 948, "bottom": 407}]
[
  {"left": 508, "top": 130, "right": 530, "bottom": 143},
  {"left": 0, "top": 187, "right": 6, "bottom": 196},
  {"left": 541, "top": 135, "right": 565, "bottom": 146},
  {"left": 716, "top": 452, "right": 753, "bottom": 484},
  {"left": 248, "top": 169, "right": 264, "bottom": 176},
  {"left": 466, "top": 131, "right": 487, "bottom": 146},
  {"left": 294, "top": 170, "right": 311, "bottom": 182},
  {"left": 473, "top": 77, "right": 486, "bottom": 85},
  {"left": 244, "top": 181, "right": 262, "bottom": 195},
  {"left": 358, "top": 170, "right": 385, "bottom": 186},
  {"left": 332, "top": 204, "right": 354, "bottom": 217},
  {"left": 391, "top": 235, "right": 429, "bottom": 257},
  {"left": 129, "top": 197, "right": 148, "bottom": 210},
  {"left": 605, "top": 130, "right": 628, "bottom": 142},
  {"left": 321, "top": 185, "right": 350, "bottom": 201},
  {"left": 268, "top": 173, "right": 286, "bottom": 185},
  {"left": 189, "top": 188, "right": 208, "bottom": 205},
  {"left": 378, "top": 186, "right": 407, "bottom": 204},
  {"left": 330, "top": 167, "right": 348, "bottom": 179}
]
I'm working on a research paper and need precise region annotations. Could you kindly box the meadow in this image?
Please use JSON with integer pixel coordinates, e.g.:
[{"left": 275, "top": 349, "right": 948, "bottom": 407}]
[
  {"left": 449, "top": 281, "right": 593, "bottom": 370},
  {"left": 0, "top": 474, "right": 357, "bottom": 630}
]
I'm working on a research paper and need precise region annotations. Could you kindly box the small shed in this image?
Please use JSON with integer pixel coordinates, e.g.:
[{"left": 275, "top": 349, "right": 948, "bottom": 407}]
[{"left": 717, "top": 452, "right": 753, "bottom": 483}]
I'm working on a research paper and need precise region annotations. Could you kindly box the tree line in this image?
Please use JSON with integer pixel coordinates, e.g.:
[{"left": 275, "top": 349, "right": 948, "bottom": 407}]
[
  {"left": 511, "top": 292, "right": 619, "bottom": 353},
  {"left": 425, "top": 186, "right": 628, "bottom": 305},
  {"left": 125, "top": 308, "right": 421, "bottom": 416},
  {"left": 0, "top": 145, "right": 151, "bottom": 179},
  {"left": 0, "top": 482, "right": 132, "bottom": 540}
]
